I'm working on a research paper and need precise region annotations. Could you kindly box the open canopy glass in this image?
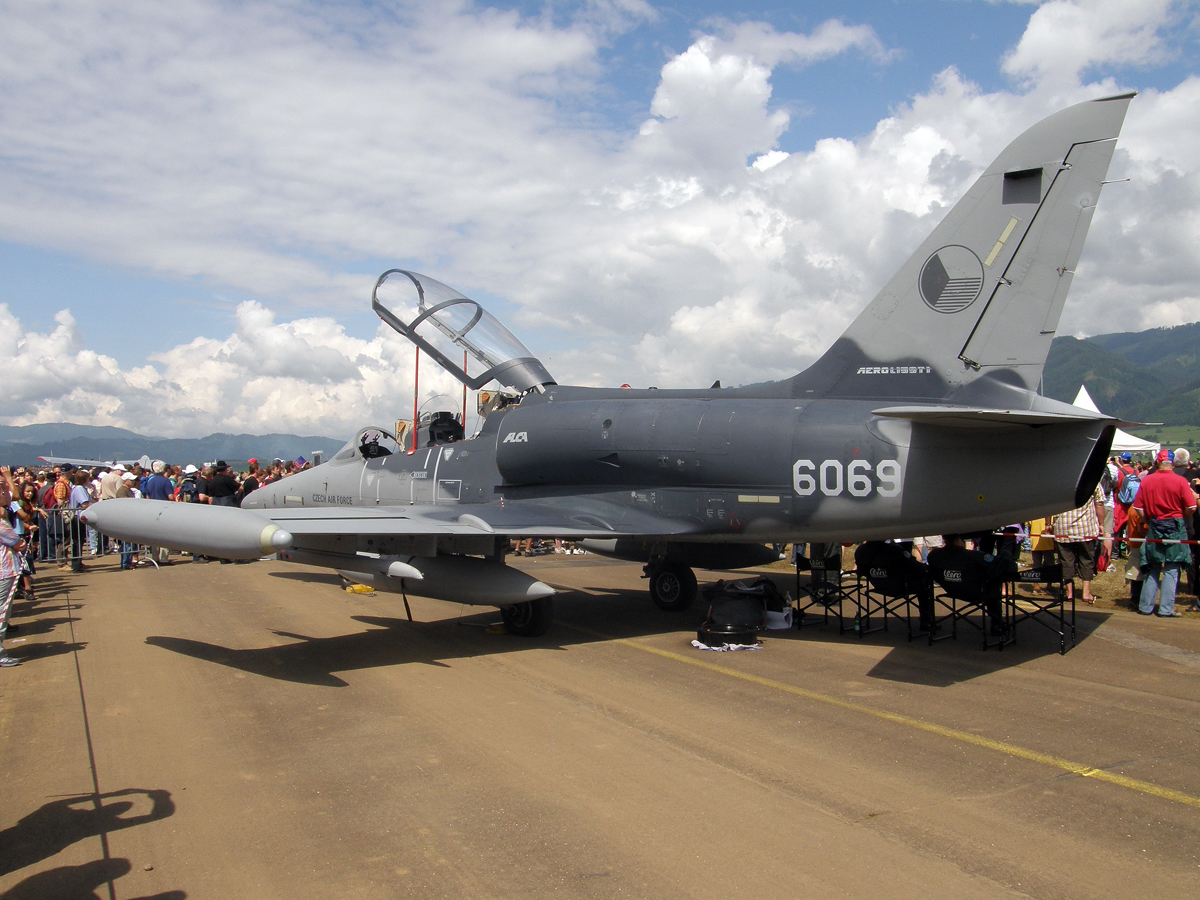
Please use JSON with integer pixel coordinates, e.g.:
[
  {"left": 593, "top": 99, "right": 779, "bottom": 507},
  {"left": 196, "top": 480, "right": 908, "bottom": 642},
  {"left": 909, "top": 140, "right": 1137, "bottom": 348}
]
[{"left": 372, "top": 269, "right": 555, "bottom": 393}]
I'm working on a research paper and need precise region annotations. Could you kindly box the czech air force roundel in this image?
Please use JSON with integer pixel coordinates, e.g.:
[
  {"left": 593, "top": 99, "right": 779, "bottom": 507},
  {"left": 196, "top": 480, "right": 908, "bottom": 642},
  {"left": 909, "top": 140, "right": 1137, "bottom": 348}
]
[{"left": 918, "top": 245, "right": 984, "bottom": 313}]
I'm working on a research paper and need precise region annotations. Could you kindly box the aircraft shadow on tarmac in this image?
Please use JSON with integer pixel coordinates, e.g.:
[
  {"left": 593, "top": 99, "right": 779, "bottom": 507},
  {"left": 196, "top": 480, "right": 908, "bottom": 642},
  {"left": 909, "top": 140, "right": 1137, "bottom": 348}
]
[
  {"left": 140, "top": 573, "right": 1105, "bottom": 689},
  {"left": 144, "top": 585, "right": 729, "bottom": 687},
  {"left": 0, "top": 789, "right": 181, "bottom": 899},
  {"left": 267, "top": 570, "right": 344, "bottom": 586}
]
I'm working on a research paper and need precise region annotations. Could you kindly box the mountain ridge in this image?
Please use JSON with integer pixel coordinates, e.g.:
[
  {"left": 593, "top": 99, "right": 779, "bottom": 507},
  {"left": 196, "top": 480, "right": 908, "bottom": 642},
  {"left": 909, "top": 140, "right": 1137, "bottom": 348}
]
[
  {"left": 1045, "top": 323, "right": 1200, "bottom": 425},
  {"left": 0, "top": 423, "right": 346, "bottom": 467}
]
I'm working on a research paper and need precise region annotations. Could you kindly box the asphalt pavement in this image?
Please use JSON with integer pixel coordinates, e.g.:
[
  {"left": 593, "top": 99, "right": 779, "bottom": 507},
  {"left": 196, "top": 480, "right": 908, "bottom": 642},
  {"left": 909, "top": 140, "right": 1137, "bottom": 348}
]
[{"left": 1, "top": 551, "right": 1198, "bottom": 899}]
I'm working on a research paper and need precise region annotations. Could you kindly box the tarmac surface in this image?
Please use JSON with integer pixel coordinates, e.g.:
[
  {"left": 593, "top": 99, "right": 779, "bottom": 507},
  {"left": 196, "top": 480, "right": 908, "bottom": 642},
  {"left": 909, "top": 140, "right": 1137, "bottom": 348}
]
[{"left": 1, "top": 551, "right": 1199, "bottom": 899}]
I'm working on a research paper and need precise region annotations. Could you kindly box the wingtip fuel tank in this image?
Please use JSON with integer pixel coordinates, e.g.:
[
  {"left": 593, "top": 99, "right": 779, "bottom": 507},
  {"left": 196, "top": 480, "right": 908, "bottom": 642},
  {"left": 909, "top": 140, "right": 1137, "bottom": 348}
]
[{"left": 82, "top": 498, "right": 294, "bottom": 560}]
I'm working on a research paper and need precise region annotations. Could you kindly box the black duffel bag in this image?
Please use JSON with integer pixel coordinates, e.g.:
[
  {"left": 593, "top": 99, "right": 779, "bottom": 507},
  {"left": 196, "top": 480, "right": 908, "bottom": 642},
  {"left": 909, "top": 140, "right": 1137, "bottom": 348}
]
[{"left": 697, "top": 576, "right": 782, "bottom": 647}]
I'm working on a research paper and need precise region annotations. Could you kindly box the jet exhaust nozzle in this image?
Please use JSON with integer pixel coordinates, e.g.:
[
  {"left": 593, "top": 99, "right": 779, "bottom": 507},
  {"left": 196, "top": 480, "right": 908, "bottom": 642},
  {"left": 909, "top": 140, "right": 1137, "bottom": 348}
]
[{"left": 82, "top": 498, "right": 293, "bottom": 560}]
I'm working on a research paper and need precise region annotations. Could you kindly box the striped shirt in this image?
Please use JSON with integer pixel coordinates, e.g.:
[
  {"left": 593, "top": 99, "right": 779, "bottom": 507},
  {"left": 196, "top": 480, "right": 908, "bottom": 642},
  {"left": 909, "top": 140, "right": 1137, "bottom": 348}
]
[
  {"left": 1051, "top": 484, "right": 1104, "bottom": 542},
  {"left": 0, "top": 517, "right": 20, "bottom": 578}
]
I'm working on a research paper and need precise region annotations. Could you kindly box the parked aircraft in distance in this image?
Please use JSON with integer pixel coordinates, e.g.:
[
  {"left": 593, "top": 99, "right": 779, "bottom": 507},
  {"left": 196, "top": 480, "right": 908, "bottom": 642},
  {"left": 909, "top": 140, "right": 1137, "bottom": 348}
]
[
  {"left": 85, "top": 94, "right": 1135, "bottom": 636},
  {"left": 39, "top": 454, "right": 153, "bottom": 470}
]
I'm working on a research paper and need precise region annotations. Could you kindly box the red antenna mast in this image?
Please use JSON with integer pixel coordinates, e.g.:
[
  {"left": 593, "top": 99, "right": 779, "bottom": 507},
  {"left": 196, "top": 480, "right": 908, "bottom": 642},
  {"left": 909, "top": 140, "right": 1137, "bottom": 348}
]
[{"left": 410, "top": 347, "right": 419, "bottom": 454}]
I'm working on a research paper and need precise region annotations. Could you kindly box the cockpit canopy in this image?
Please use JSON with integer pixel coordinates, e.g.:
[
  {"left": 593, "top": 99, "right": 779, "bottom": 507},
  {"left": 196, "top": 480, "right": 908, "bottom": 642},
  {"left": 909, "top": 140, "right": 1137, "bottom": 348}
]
[{"left": 372, "top": 269, "right": 555, "bottom": 393}]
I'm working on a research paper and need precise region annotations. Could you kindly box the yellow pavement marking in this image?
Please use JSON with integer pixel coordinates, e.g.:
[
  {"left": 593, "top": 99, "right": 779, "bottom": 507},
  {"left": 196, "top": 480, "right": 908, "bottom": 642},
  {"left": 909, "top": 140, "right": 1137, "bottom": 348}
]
[{"left": 565, "top": 625, "right": 1200, "bottom": 811}]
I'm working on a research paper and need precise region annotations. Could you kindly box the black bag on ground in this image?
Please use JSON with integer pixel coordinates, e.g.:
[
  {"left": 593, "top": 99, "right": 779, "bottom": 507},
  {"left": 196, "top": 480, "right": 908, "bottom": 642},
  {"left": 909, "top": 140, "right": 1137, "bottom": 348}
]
[{"left": 697, "top": 577, "right": 780, "bottom": 646}]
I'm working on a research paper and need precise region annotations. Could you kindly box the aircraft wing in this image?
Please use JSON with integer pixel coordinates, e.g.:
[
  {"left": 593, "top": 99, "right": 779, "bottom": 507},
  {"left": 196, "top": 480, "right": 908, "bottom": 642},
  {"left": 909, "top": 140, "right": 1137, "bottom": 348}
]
[
  {"left": 264, "top": 497, "right": 702, "bottom": 539},
  {"left": 82, "top": 495, "right": 703, "bottom": 561},
  {"left": 38, "top": 454, "right": 152, "bottom": 468}
]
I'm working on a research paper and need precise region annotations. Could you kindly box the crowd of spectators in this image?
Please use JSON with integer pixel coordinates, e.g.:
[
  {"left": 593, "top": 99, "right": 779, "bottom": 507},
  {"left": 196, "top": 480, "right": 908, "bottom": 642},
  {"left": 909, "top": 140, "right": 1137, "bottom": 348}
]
[{"left": 0, "top": 456, "right": 311, "bottom": 667}]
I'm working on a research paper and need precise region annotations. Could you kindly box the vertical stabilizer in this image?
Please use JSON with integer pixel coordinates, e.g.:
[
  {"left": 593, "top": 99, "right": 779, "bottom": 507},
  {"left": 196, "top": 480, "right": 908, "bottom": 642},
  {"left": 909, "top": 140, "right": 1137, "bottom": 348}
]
[{"left": 795, "top": 94, "right": 1133, "bottom": 403}]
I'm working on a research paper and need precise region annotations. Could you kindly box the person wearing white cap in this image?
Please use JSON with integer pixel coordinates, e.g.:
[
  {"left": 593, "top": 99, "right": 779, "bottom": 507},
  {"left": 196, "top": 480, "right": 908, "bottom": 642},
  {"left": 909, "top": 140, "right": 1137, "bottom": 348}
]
[
  {"left": 99, "top": 464, "right": 124, "bottom": 501},
  {"left": 176, "top": 466, "right": 201, "bottom": 502},
  {"left": 114, "top": 473, "right": 139, "bottom": 568}
]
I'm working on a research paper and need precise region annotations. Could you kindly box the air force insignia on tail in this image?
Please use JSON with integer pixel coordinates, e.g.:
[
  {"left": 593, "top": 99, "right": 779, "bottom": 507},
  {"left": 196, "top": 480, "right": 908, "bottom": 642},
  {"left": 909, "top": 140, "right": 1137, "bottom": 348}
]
[{"left": 919, "top": 245, "right": 984, "bottom": 313}]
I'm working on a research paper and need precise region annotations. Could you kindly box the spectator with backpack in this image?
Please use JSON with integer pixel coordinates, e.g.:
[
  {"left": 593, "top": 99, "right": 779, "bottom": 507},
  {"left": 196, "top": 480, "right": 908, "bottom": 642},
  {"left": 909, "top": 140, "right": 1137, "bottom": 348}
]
[
  {"left": 173, "top": 464, "right": 205, "bottom": 562},
  {"left": 174, "top": 465, "right": 202, "bottom": 503},
  {"left": 1113, "top": 452, "right": 1141, "bottom": 548},
  {"left": 1133, "top": 448, "right": 1197, "bottom": 618}
]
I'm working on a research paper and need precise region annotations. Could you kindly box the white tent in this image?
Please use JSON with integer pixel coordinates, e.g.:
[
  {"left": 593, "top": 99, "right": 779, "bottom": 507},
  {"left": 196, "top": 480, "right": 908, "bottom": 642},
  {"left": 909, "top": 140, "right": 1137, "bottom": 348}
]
[{"left": 1071, "top": 386, "right": 1160, "bottom": 455}]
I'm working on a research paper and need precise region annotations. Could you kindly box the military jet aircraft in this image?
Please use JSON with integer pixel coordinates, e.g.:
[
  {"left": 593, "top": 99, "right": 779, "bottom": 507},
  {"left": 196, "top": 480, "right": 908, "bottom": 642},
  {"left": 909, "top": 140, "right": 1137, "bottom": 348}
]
[
  {"left": 39, "top": 454, "right": 154, "bottom": 470},
  {"left": 84, "top": 94, "right": 1133, "bottom": 636}
]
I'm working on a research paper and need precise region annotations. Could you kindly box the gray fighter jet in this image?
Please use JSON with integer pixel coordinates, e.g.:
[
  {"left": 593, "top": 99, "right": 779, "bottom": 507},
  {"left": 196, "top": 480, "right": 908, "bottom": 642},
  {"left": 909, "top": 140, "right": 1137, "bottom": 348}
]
[{"left": 84, "top": 94, "right": 1133, "bottom": 636}]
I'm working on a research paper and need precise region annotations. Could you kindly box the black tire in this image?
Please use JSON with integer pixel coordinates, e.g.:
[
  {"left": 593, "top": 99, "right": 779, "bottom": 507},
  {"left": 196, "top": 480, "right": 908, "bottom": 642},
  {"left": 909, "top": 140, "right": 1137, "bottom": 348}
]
[
  {"left": 648, "top": 564, "right": 698, "bottom": 611},
  {"left": 500, "top": 596, "right": 554, "bottom": 637}
]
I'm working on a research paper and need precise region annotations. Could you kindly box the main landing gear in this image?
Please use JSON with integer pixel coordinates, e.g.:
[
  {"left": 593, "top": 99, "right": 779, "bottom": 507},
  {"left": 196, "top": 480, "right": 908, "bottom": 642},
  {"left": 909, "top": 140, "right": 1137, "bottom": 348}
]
[
  {"left": 500, "top": 596, "right": 554, "bottom": 637},
  {"left": 645, "top": 563, "right": 698, "bottom": 611}
]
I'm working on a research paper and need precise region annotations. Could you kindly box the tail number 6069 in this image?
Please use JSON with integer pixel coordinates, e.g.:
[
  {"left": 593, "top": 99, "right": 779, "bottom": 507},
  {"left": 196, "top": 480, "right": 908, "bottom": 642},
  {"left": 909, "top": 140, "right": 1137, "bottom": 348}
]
[{"left": 792, "top": 459, "right": 902, "bottom": 498}]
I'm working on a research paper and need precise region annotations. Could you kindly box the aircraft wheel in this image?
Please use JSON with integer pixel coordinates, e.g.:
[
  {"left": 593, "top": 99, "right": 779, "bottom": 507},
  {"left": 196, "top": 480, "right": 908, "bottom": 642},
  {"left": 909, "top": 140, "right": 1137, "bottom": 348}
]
[
  {"left": 648, "top": 564, "right": 697, "bottom": 611},
  {"left": 501, "top": 596, "right": 554, "bottom": 637}
]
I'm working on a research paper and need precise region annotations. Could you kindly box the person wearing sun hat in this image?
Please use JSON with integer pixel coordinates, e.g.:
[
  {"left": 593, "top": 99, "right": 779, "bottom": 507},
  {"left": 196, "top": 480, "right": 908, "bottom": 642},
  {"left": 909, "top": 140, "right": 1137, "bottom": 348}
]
[{"left": 1133, "top": 448, "right": 1198, "bottom": 617}]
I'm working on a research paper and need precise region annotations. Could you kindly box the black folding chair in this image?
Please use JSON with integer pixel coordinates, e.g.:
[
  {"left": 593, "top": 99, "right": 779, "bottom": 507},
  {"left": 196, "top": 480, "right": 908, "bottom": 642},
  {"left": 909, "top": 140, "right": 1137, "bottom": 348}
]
[
  {"left": 795, "top": 543, "right": 856, "bottom": 631},
  {"left": 1009, "top": 564, "right": 1075, "bottom": 654},
  {"left": 928, "top": 555, "right": 1010, "bottom": 650},
  {"left": 853, "top": 542, "right": 932, "bottom": 641}
]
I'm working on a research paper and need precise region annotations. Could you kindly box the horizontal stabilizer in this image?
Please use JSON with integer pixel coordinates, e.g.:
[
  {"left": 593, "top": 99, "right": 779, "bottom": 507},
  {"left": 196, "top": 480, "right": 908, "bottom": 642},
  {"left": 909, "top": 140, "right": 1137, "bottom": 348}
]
[{"left": 872, "top": 406, "right": 1115, "bottom": 427}]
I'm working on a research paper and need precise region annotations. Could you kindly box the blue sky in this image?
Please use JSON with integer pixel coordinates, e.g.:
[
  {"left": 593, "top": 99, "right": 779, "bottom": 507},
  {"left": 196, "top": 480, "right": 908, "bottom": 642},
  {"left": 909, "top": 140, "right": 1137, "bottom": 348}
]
[{"left": 0, "top": 0, "right": 1198, "bottom": 436}]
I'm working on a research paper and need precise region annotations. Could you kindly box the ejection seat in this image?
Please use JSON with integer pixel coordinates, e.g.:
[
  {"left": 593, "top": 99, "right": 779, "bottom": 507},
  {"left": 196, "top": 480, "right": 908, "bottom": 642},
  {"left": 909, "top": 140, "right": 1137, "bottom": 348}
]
[{"left": 424, "top": 411, "right": 465, "bottom": 445}]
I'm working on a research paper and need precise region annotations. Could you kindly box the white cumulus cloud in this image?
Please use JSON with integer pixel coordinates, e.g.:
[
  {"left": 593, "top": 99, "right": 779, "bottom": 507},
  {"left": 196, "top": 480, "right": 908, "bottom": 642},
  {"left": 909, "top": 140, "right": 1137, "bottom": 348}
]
[{"left": 0, "top": 0, "right": 1196, "bottom": 436}]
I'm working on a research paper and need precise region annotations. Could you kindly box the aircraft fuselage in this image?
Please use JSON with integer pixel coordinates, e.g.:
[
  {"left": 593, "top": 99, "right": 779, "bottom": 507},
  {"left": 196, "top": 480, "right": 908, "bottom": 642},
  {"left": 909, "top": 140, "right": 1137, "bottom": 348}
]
[{"left": 246, "top": 386, "right": 1109, "bottom": 546}]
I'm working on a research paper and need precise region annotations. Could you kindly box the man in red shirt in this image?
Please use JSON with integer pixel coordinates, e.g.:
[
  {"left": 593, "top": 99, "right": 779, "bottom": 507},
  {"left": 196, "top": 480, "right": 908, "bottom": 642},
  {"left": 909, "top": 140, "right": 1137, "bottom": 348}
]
[{"left": 1133, "top": 449, "right": 1198, "bottom": 617}]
